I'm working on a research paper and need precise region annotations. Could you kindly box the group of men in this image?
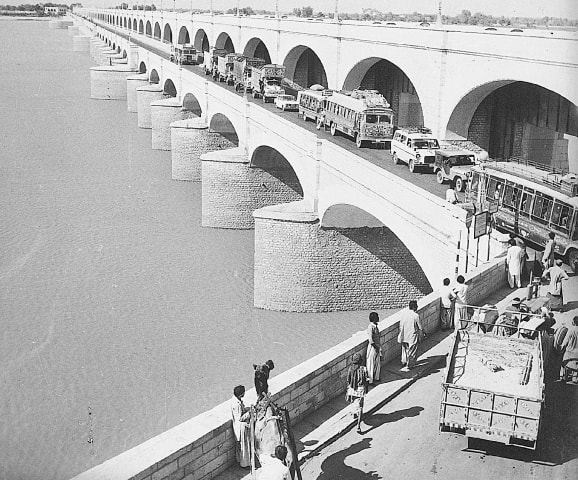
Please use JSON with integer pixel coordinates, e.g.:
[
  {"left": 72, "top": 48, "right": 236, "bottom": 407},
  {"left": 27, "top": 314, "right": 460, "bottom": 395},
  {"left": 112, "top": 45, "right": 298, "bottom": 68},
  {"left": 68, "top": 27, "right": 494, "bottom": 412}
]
[{"left": 439, "top": 275, "right": 469, "bottom": 332}]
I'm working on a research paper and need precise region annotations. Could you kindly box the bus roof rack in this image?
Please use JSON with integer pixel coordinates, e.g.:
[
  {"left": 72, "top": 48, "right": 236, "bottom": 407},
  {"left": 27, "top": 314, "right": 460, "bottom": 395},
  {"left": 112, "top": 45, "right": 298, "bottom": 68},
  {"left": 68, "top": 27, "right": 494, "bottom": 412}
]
[{"left": 400, "top": 126, "right": 433, "bottom": 134}]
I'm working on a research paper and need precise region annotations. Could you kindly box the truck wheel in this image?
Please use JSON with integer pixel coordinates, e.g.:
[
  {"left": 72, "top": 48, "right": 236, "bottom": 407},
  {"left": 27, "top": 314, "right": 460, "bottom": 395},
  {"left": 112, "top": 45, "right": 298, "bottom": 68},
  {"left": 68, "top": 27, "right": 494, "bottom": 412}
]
[
  {"left": 455, "top": 177, "right": 464, "bottom": 192},
  {"left": 356, "top": 135, "right": 364, "bottom": 148},
  {"left": 568, "top": 250, "right": 578, "bottom": 273},
  {"left": 409, "top": 159, "right": 416, "bottom": 173},
  {"left": 330, "top": 123, "right": 337, "bottom": 136},
  {"left": 316, "top": 118, "right": 323, "bottom": 130},
  {"left": 392, "top": 152, "right": 399, "bottom": 165},
  {"left": 436, "top": 170, "right": 445, "bottom": 184}
]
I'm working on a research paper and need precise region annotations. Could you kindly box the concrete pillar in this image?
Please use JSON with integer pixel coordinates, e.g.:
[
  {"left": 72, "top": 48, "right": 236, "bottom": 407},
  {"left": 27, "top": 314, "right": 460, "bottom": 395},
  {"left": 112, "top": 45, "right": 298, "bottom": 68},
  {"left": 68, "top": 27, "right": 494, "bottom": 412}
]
[
  {"left": 99, "top": 52, "right": 124, "bottom": 66},
  {"left": 171, "top": 118, "right": 234, "bottom": 181},
  {"left": 126, "top": 74, "right": 149, "bottom": 113},
  {"left": 150, "top": 98, "right": 192, "bottom": 150},
  {"left": 89, "top": 38, "right": 105, "bottom": 58},
  {"left": 201, "top": 148, "right": 303, "bottom": 229},
  {"left": 90, "top": 66, "right": 137, "bottom": 100},
  {"left": 67, "top": 25, "right": 80, "bottom": 36},
  {"left": 127, "top": 44, "right": 139, "bottom": 71},
  {"left": 111, "top": 57, "right": 128, "bottom": 66},
  {"left": 253, "top": 202, "right": 432, "bottom": 312},
  {"left": 73, "top": 35, "right": 91, "bottom": 52},
  {"left": 136, "top": 85, "right": 165, "bottom": 129},
  {"left": 94, "top": 46, "right": 114, "bottom": 64}
]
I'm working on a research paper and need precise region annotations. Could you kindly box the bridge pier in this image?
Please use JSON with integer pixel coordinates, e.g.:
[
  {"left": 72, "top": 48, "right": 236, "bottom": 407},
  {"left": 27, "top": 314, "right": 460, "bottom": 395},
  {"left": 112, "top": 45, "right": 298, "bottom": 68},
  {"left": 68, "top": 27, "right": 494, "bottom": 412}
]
[
  {"left": 100, "top": 51, "right": 124, "bottom": 66},
  {"left": 136, "top": 85, "right": 165, "bottom": 129},
  {"left": 151, "top": 98, "right": 192, "bottom": 151},
  {"left": 126, "top": 73, "right": 149, "bottom": 113},
  {"left": 89, "top": 38, "right": 105, "bottom": 58},
  {"left": 127, "top": 44, "right": 139, "bottom": 71},
  {"left": 170, "top": 118, "right": 234, "bottom": 181},
  {"left": 67, "top": 25, "right": 80, "bottom": 36},
  {"left": 90, "top": 66, "right": 137, "bottom": 100},
  {"left": 94, "top": 46, "right": 115, "bottom": 65},
  {"left": 72, "top": 35, "right": 90, "bottom": 52},
  {"left": 201, "top": 148, "right": 303, "bottom": 229},
  {"left": 253, "top": 202, "right": 432, "bottom": 312}
]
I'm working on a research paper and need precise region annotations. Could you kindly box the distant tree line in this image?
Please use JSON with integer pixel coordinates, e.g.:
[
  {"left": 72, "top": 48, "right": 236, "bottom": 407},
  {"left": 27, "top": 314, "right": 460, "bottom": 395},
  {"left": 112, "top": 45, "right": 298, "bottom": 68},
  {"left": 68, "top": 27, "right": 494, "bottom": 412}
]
[{"left": 0, "top": 3, "right": 71, "bottom": 15}]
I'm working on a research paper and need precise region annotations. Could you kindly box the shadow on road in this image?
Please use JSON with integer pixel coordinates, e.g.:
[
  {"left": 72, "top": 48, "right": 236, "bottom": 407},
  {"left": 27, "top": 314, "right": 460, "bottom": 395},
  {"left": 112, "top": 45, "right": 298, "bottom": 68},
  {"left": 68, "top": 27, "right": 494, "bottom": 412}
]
[
  {"left": 314, "top": 437, "right": 381, "bottom": 480},
  {"left": 362, "top": 406, "right": 424, "bottom": 434}
]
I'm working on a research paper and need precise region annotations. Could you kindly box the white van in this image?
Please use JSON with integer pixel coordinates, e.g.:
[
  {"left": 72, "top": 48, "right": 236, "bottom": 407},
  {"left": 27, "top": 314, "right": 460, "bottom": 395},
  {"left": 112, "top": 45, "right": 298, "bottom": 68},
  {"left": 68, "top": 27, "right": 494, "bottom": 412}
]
[{"left": 391, "top": 127, "right": 440, "bottom": 173}]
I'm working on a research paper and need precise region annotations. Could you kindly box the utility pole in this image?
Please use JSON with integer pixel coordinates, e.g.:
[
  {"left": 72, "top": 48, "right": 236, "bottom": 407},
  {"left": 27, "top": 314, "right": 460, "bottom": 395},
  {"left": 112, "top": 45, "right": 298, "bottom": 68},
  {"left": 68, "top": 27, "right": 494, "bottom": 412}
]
[
  {"left": 437, "top": 0, "right": 443, "bottom": 24},
  {"left": 334, "top": 0, "right": 339, "bottom": 22},
  {"left": 275, "top": 0, "right": 279, "bottom": 18}
]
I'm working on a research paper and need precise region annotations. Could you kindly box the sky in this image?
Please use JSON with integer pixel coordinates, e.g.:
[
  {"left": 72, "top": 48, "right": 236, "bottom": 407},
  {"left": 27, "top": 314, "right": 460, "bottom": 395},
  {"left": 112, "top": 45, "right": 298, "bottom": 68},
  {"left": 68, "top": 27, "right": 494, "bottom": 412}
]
[
  {"left": 1, "top": 0, "right": 576, "bottom": 19},
  {"left": 64, "top": 0, "right": 578, "bottom": 19}
]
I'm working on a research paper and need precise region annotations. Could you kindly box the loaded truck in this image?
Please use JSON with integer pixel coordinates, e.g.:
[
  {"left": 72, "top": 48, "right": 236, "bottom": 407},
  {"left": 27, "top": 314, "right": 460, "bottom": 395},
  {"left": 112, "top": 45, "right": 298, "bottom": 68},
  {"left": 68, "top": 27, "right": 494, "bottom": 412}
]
[
  {"left": 232, "top": 55, "right": 266, "bottom": 92},
  {"left": 203, "top": 47, "right": 227, "bottom": 76},
  {"left": 250, "top": 64, "right": 286, "bottom": 102},
  {"left": 440, "top": 327, "right": 546, "bottom": 450},
  {"left": 216, "top": 53, "right": 237, "bottom": 84}
]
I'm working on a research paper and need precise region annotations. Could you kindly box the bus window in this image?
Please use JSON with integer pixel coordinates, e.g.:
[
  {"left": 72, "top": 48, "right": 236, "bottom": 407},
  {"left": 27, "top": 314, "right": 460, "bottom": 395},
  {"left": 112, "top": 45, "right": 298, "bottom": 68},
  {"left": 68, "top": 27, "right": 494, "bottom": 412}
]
[
  {"left": 519, "top": 189, "right": 534, "bottom": 217},
  {"left": 502, "top": 183, "right": 520, "bottom": 211},
  {"left": 469, "top": 172, "right": 480, "bottom": 199},
  {"left": 532, "top": 194, "right": 553, "bottom": 225},
  {"left": 365, "top": 114, "right": 378, "bottom": 123},
  {"left": 551, "top": 201, "right": 571, "bottom": 233},
  {"left": 572, "top": 212, "right": 578, "bottom": 241}
]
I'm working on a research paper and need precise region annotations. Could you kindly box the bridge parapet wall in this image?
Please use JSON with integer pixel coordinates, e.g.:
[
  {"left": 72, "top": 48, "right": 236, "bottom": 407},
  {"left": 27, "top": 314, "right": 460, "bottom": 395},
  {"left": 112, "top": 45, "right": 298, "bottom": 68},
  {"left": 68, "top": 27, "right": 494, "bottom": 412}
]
[{"left": 70, "top": 256, "right": 506, "bottom": 480}]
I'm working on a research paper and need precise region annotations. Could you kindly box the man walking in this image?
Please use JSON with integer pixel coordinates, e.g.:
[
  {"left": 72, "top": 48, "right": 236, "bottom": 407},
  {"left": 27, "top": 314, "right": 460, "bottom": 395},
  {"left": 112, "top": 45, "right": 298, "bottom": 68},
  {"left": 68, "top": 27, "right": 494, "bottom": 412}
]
[
  {"left": 366, "top": 312, "right": 381, "bottom": 385},
  {"left": 542, "top": 232, "right": 556, "bottom": 270},
  {"left": 543, "top": 259, "right": 569, "bottom": 312},
  {"left": 506, "top": 238, "right": 524, "bottom": 288},
  {"left": 397, "top": 300, "right": 424, "bottom": 371}
]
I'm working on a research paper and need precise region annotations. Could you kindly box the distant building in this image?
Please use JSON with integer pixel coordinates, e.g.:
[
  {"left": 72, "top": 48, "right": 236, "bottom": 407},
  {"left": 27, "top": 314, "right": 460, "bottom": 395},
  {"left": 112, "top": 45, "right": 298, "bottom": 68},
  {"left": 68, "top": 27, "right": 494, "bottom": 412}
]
[{"left": 44, "top": 6, "right": 68, "bottom": 16}]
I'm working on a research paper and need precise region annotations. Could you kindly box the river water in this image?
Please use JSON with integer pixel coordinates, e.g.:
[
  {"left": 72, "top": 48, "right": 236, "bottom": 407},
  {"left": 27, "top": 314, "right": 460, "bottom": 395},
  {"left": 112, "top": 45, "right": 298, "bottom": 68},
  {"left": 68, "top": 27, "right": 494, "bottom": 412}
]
[{"left": 0, "top": 18, "right": 390, "bottom": 479}]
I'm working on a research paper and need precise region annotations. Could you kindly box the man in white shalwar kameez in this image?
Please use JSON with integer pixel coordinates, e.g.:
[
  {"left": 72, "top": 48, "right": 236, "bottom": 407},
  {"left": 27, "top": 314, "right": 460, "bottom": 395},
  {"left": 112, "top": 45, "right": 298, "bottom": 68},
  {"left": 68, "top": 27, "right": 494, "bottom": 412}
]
[
  {"left": 231, "top": 385, "right": 252, "bottom": 468},
  {"left": 397, "top": 300, "right": 424, "bottom": 371},
  {"left": 506, "top": 239, "right": 524, "bottom": 288}
]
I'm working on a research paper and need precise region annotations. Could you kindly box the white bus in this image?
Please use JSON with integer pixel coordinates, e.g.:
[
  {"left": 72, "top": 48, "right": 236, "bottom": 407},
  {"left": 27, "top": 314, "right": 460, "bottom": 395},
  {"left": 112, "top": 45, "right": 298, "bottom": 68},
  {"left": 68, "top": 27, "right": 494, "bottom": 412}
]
[
  {"left": 316, "top": 90, "right": 395, "bottom": 148},
  {"left": 297, "top": 89, "right": 326, "bottom": 124}
]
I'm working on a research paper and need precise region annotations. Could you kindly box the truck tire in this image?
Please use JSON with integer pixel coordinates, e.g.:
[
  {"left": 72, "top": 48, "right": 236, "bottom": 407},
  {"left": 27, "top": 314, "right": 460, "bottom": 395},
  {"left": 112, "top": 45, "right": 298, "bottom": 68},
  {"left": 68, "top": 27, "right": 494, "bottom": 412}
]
[
  {"left": 356, "top": 134, "right": 364, "bottom": 148},
  {"left": 436, "top": 170, "right": 445, "bottom": 184},
  {"left": 455, "top": 177, "right": 464, "bottom": 192},
  {"left": 330, "top": 123, "right": 337, "bottom": 136},
  {"left": 392, "top": 152, "right": 399, "bottom": 165},
  {"left": 409, "top": 159, "right": 416, "bottom": 173}
]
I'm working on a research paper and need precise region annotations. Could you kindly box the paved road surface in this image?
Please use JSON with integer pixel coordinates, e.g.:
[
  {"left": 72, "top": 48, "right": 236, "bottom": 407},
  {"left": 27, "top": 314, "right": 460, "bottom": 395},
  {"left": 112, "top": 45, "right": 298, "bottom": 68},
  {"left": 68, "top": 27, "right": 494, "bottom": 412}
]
[{"left": 299, "top": 346, "right": 578, "bottom": 480}]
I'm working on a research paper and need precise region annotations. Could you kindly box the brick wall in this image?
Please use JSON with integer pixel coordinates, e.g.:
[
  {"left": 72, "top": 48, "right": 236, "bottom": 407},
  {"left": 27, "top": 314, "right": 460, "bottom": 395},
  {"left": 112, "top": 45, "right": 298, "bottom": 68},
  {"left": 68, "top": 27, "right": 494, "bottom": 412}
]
[
  {"left": 254, "top": 216, "right": 434, "bottom": 312},
  {"left": 151, "top": 100, "right": 195, "bottom": 151},
  {"left": 201, "top": 155, "right": 303, "bottom": 229},
  {"left": 126, "top": 74, "right": 149, "bottom": 113},
  {"left": 90, "top": 67, "right": 136, "bottom": 100},
  {"left": 136, "top": 86, "right": 166, "bottom": 129},
  {"left": 467, "top": 97, "right": 492, "bottom": 151}
]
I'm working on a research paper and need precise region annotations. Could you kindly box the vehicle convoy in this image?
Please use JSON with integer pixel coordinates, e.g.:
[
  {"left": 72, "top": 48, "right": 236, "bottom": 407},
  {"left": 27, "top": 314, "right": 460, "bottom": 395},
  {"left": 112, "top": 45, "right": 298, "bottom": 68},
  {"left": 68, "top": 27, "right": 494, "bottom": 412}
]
[
  {"left": 231, "top": 55, "right": 266, "bottom": 92},
  {"left": 216, "top": 53, "right": 237, "bottom": 84},
  {"left": 433, "top": 147, "right": 477, "bottom": 191},
  {"left": 391, "top": 126, "right": 440, "bottom": 172},
  {"left": 316, "top": 89, "right": 395, "bottom": 148},
  {"left": 250, "top": 64, "right": 286, "bottom": 102},
  {"left": 203, "top": 47, "right": 227, "bottom": 76},
  {"left": 274, "top": 94, "right": 299, "bottom": 111},
  {"left": 467, "top": 162, "right": 578, "bottom": 272},
  {"left": 169, "top": 44, "right": 197, "bottom": 65},
  {"left": 440, "top": 320, "right": 546, "bottom": 450}
]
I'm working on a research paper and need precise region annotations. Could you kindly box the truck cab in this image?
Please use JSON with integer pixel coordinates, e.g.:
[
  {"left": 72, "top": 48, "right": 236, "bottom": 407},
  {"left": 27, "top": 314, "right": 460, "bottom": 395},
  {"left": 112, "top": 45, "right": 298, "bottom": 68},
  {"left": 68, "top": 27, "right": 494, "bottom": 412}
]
[
  {"left": 170, "top": 44, "right": 197, "bottom": 65},
  {"left": 391, "top": 127, "right": 440, "bottom": 173},
  {"left": 433, "top": 149, "right": 476, "bottom": 191}
]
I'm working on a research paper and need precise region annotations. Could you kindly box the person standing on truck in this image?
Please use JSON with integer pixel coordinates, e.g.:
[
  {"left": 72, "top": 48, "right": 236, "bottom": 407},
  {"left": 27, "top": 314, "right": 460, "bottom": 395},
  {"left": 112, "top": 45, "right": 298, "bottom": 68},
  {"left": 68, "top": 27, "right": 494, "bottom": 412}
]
[
  {"left": 253, "top": 359, "right": 275, "bottom": 400},
  {"left": 543, "top": 232, "right": 557, "bottom": 270},
  {"left": 445, "top": 182, "right": 459, "bottom": 204},
  {"left": 231, "top": 385, "right": 252, "bottom": 468},
  {"left": 398, "top": 300, "right": 424, "bottom": 371},
  {"left": 453, "top": 275, "right": 469, "bottom": 329},
  {"left": 560, "top": 316, "right": 578, "bottom": 383},
  {"left": 440, "top": 278, "right": 456, "bottom": 331},
  {"left": 366, "top": 312, "right": 381, "bottom": 385},
  {"left": 543, "top": 259, "right": 569, "bottom": 312}
]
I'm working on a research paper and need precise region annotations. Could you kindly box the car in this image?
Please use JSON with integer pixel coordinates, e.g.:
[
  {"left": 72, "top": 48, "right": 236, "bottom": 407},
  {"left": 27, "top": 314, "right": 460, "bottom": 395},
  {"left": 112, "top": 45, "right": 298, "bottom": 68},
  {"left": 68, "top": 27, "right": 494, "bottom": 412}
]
[
  {"left": 433, "top": 149, "right": 476, "bottom": 191},
  {"left": 391, "top": 126, "right": 440, "bottom": 173},
  {"left": 274, "top": 94, "right": 299, "bottom": 111}
]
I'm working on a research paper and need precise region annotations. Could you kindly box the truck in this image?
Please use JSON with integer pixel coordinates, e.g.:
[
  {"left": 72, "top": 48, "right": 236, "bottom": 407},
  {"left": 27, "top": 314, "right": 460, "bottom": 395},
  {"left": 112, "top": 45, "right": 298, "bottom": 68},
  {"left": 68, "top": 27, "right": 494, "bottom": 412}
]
[
  {"left": 203, "top": 47, "right": 227, "bottom": 77},
  {"left": 440, "top": 327, "right": 546, "bottom": 450},
  {"left": 216, "top": 53, "right": 237, "bottom": 84},
  {"left": 231, "top": 55, "right": 266, "bottom": 93},
  {"left": 169, "top": 44, "right": 197, "bottom": 66},
  {"left": 250, "top": 64, "right": 286, "bottom": 103}
]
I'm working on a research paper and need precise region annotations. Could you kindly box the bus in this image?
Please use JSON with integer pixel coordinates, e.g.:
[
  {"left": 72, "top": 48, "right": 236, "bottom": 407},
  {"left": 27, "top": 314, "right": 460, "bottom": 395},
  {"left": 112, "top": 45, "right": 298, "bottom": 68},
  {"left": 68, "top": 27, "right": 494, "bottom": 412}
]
[
  {"left": 297, "top": 89, "right": 326, "bottom": 124},
  {"left": 467, "top": 161, "right": 578, "bottom": 271},
  {"left": 316, "top": 90, "right": 395, "bottom": 148}
]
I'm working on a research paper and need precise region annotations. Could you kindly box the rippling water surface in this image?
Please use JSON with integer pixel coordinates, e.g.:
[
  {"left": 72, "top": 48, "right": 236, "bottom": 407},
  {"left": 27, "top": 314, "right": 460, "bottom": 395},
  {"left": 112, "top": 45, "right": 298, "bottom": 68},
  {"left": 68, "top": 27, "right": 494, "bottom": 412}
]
[{"left": 0, "top": 18, "right": 395, "bottom": 480}]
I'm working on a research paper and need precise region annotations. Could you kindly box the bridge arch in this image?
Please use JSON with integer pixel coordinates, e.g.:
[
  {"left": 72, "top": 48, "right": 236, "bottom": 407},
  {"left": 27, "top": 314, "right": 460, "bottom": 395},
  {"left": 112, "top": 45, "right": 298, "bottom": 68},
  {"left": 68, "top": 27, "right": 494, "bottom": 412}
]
[
  {"left": 153, "top": 22, "right": 161, "bottom": 40},
  {"left": 163, "top": 78, "right": 177, "bottom": 97},
  {"left": 149, "top": 69, "right": 160, "bottom": 84},
  {"left": 342, "top": 57, "right": 424, "bottom": 127},
  {"left": 243, "top": 37, "right": 271, "bottom": 63},
  {"left": 182, "top": 93, "right": 202, "bottom": 117},
  {"left": 133, "top": 18, "right": 137, "bottom": 31},
  {"left": 283, "top": 45, "right": 328, "bottom": 90},
  {"left": 122, "top": 49, "right": 127, "bottom": 58},
  {"left": 215, "top": 32, "right": 235, "bottom": 53},
  {"left": 145, "top": 20, "right": 152, "bottom": 37},
  {"left": 178, "top": 26, "right": 190, "bottom": 44},
  {"left": 139, "top": 19, "right": 144, "bottom": 34},
  {"left": 208, "top": 113, "right": 239, "bottom": 146},
  {"left": 123, "top": 17, "right": 127, "bottom": 28},
  {"left": 163, "top": 23, "right": 173, "bottom": 44},
  {"left": 250, "top": 146, "right": 304, "bottom": 197},
  {"left": 139, "top": 61, "right": 147, "bottom": 73},
  {"left": 447, "top": 80, "right": 578, "bottom": 167},
  {"left": 193, "top": 28, "right": 209, "bottom": 52}
]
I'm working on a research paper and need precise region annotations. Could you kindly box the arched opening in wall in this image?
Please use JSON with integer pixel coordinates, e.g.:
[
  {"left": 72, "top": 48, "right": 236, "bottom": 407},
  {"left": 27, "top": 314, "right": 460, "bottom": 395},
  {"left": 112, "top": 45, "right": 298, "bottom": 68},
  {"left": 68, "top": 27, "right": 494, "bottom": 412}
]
[
  {"left": 209, "top": 113, "right": 239, "bottom": 146},
  {"left": 182, "top": 93, "right": 202, "bottom": 117},
  {"left": 154, "top": 22, "right": 161, "bottom": 40},
  {"left": 243, "top": 38, "right": 271, "bottom": 64},
  {"left": 123, "top": 17, "right": 127, "bottom": 28},
  {"left": 342, "top": 58, "right": 424, "bottom": 128},
  {"left": 447, "top": 81, "right": 578, "bottom": 172},
  {"left": 163, "top": 79, "right": 177, "bottom": 98},
  {"left": 139, "top": 61, "right": 147, "bottom": 73},
  {"left": 250, "top": 146, "right": 304, "bottom": 198},
  {"left": 284, "top": 46, "right": 328, "bottom": 92},
  {"left": 163, "top": 24, "right": 173, "bottom": 44},
  {"left": 139, "top": 20, "right": 144, "bottom": 34},
  {"left": 133, "top": 19, "right": 137, "bottom": 31},
  {"left": 320, "top": 204, "right": 432, "bottom": 306},
  {"left": 112, "top": 43, "right": 116, "bottom": 51},
  {"left": 178, "top": 26, "right": 190, "bottom": 44},
  {"left": 149, "top": 69, "right": 160, "bottom": 84},
  {"left": 122, "top": 49, "right": 127, "bottom": 58},
  {"left": 145, "top": 21, "right": 152, "bottom": 37},
  {"left": 215, "top": 32, "right": 235, "bottom": 53}
]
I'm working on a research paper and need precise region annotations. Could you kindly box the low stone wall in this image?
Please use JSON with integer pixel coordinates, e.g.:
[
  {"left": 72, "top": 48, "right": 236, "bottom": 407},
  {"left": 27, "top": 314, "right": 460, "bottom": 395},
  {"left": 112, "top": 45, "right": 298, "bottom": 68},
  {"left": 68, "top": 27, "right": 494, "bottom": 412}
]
[{"left": 71, "top": 256, "right": 507, "bottom": 480}]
